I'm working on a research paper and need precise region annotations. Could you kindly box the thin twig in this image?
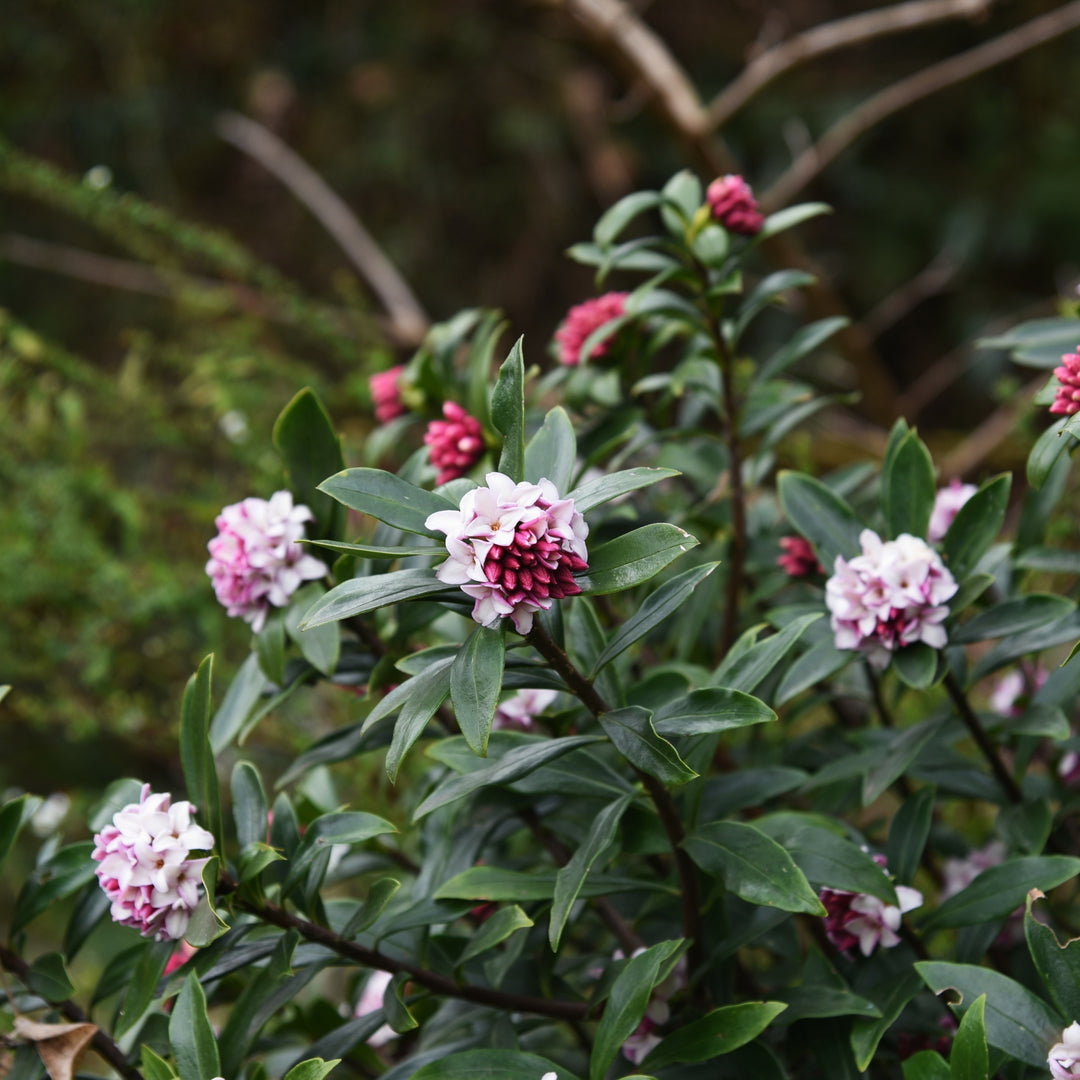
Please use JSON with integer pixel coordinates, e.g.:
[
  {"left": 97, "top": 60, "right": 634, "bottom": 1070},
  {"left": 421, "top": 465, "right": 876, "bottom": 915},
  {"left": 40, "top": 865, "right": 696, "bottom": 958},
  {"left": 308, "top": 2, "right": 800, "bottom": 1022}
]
[
  {"left": 861, "top": 247, "right": 960, "bottom": 343},
  {"left": 762, "top": 0, "right": 1080, "bottom": 210},
  {"left": 0, "top": 944, "right": 144, "bottom": 1080},
  {"left": 216, "top": 111, "right": 430, "bottom": 346},
  {"left": 707, "top": 0, "right": 994, "bottom": 129}
]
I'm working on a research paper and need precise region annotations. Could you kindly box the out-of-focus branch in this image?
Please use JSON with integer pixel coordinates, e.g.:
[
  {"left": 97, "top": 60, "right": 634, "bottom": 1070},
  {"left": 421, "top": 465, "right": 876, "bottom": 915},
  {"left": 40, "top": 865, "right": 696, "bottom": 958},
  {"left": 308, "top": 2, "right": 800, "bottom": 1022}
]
[
  {"left": 762, "top": 1, "right": 1080, "bottom": 211},
  {"left": 861, "top": 245, "right": 960, "bottom": 342},
  {"left": 707, "top": 0, "right": 994, "bottom": 130},
  {"left": 216, "top": 111, "right": 429, "bottom": 346}
]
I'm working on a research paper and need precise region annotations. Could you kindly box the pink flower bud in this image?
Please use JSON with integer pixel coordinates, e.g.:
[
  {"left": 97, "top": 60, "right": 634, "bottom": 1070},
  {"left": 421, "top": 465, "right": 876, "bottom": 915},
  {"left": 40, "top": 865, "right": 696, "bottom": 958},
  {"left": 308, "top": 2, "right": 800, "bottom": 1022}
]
[
  {"left": 705, "top": 174, "right": 764, "bottom": 236},
  {"left": 777, "top": 535, "right": 822, "bottom": 577},
  {"left": 1051, "top": 349, "right": 1080, "bottom": 416},
  {"left": 927, "top": 479, "right": 977, "bottom": 544},
  {"left": 423, "top": 402, "right": 485, "bottom": 485},
  {"left": 369, "top": 365, "right": 407, "bottom": 424},
  {"left": 554, "top": 293, "right": 628, "bottom": 367}
]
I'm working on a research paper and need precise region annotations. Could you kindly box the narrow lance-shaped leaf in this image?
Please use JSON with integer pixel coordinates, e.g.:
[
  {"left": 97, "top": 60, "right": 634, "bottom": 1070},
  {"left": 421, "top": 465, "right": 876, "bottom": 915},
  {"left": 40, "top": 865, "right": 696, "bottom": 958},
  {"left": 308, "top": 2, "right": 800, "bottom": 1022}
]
[
  {"left": 231, "top": 761, "right": 269, "bottom": 852},
  {"left": 950, "top": 994, "right": 988, "bottom": 1080},
  {"left": 524, "top": 406, "right": 577, "bottom": 493},
  {"left": 300, "top": 568, "right": 450, "bottom": 629},
  {"left": 777, "top": 470, "right": 863, "bottom": 570},
  {"left": 566, "top": 466, "right": 680, "bottom": 514},
  {"left": 643, "top": 1001, "right": 789, "bottom": 1069},
  {"left": 600, "top": 706, "right": 697, "bottom": 785},
  {"left": 450, "top": 625, "right": 505, "bottom": 757},
  {"left": 169, "top": 975, "right": 221, "bottom": 1080},
  {"left": 461, "top": 905, "right": 534, "bottom": 963},
  {"left": 1025, "top": 888, "right": 1080, "bottom": 1022},
  {"left": 579, "top": 523, "right": 699, "bottom": 595},
  {"left": 491, "top": 337, "right": 526, "bottom": 482},
  {"left": 318, "top": 468, "right": 454, "bottom": 535},
  {"left": 944, "top": 474, "right": 1010, "bottom": 580},
  {"left": 179, "top": 655, "right": 221, "bottom": 855},
  {"left": 883, "top": 430, "right": 935, "bottom": 540}
]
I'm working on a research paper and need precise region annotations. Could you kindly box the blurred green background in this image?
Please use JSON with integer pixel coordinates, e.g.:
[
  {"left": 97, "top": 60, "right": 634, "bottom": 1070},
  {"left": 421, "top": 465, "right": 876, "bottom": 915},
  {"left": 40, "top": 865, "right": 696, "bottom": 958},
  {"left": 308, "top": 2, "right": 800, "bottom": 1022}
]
[{"left": 3, "top": 0, "right": 1080, "bottom": 806}]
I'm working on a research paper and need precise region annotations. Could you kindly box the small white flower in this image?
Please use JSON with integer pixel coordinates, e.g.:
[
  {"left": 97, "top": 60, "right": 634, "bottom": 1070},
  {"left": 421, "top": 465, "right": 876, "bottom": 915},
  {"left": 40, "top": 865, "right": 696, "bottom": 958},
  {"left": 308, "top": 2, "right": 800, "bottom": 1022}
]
[
  {"left": 941, "top": 841, "right": 1007, "bottom": 900},
  {"left": 354, "top": 969, "right": 396, "bottom": 1047},
  {"left": 493, "top": 688, "right": 559, "bottom": 732},
  {"left": 1049, "top": 1021, "right": 1080, "bottom": 1078},
  {"left": 927, "top": 480, "right": 977, "bottom": 544}
]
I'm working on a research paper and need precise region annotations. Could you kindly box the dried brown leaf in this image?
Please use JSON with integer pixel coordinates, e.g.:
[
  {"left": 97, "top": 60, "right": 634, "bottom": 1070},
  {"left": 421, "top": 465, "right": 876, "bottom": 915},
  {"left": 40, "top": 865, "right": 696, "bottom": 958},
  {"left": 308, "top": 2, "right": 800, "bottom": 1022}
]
[{"left": 13, "top": 1018, "right": 98, "bottom": 1080}]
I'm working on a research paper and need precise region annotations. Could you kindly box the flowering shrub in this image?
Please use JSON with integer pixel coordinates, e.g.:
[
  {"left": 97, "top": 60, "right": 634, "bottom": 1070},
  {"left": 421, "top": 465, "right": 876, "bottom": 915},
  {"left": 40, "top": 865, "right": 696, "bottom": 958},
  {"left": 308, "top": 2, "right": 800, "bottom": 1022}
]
[{"left": 6, "top": 169, "right": 1080, "bottom": 1080}]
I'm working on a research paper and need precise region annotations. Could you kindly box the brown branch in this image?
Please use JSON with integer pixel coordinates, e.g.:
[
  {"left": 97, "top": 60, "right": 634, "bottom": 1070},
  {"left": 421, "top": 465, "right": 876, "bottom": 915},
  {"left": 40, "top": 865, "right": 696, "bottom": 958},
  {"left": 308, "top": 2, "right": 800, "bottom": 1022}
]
[
  {"left": 216, "top": 111, "right": 429, "bottom": 346},
  {"left": 861, "top": 246, "right": 960, "bottom": 343},
  {"left": 706, "top": 0, "right": 994, "bottom": 129},
  {"left": 0, "top": 944, "right": 144, "bottom": 1080},
  {"left": 762, "top": 1, "right": 1080, "bottom": 211}
]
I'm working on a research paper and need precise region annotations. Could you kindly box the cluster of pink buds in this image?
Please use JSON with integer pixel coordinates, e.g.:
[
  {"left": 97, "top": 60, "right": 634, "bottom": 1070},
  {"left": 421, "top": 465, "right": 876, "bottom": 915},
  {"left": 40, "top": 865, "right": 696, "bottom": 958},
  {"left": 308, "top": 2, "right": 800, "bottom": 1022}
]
[
  {"left": 705, "top": 174, "right": 764, "bottom": 236},
  {"left": 554, "top": 292, "right": 628, "bottom": 367},
  {"left": 425, "top": 472, "right": 589, "bottom": 635},
  {"left": 927, "top": 479, "right": 976, "bottom": 544},
  {"left": 777, "top": 535, "right": 822, "bottom": 577},
  {"left": 493, "top": 688, "right": 558, "bottom": 732},
  {"left": 820, "top": 856, "right": 923, "bottom": 957},
  {"left": 206, "top": 491, "right": 327, "bottom": 633},
  {"left": 1050, "top": 348, "right": 1080, "bottom": 416},
  {"left": 825, "top": 529, "right": 957, "bottom": 668},
  {"left": 91, "top": 784, "right": 214, "bottom": 942},
  {"left": 369, "top": 365, "right": 407, "bottom": 424},
  {"left": 423, "top": 402, "right": 485, "bottom": 485}
]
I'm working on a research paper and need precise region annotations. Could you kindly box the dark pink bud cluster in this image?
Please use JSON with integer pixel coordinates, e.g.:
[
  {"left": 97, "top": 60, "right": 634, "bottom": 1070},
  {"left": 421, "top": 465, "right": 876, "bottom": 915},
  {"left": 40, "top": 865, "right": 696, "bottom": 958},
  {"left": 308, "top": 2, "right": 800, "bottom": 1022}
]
[
  {"left": 481, "top": 526, "right": 587, "bottom": 610},
  {"left": 555, "top": 292, "right": 628, "bottom": 367},
  {"left": 1050, "top": 348, "right": 1080, "bottom": 416},
  {"left": 423, "top": 402, "right": 485, "bottom": 485},
  {"left": 777, "top": 535, "right": 822, "bottom": 577},
  {"left": 369, "top": 365, "right": 407, "bottom": 424},
  {"left": 705, "top": 174, "right": 764, "bottom": 236}
]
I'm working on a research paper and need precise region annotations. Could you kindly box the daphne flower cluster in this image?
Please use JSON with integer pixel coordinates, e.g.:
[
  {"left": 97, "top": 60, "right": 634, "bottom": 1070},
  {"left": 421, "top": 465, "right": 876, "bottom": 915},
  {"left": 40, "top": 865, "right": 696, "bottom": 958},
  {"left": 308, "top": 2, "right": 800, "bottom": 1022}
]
[
  {"left": 1050, "top": 1022, "right": 1080, "bottom": 1078},
  {"left": 425, "top": 472, "right": 589, "bottom": 635},
  {"left": 554, "top": 292, "right": 628, "bottom": 367},
  {"left": 705, "top": 174, "right": 764, "bottom": 236},
  {"left": 825, "top": 529, "right": 957, "bottom": 668},
  {"left": 354, "top": 969, "right": 396, "bottom": 1047},
  {"left": 820, "top": 858, "right": 923, "bottom": 957},
  {"left": 493, "top": 688, "right": 558, "bottom": 732},
  {"left": 927, "top": 479, "right": 977, "bottom": 544},
  {"left": 91, "top": 784, "right": 214, "bottom": 942},
  {"left": 423, "top": 402, "right": 485, "bottom": 485},
  {"left": 940, "top": 840, "right": 1006, "bottom": 900},
  {"left": 206, "top": 491, "right": 327, "bottom": 633},
  {"left": 777, "top": 535, "right": 821, "bottom": 577},
  {"left": 991, "top": 665, "right": 1047, "bottom": 717},
  {"left": 369, "top": 365, "right": 407, "bottom": 424},
  {"left": 1050, "top": 349, "right": 1080, "bottom": 416}
]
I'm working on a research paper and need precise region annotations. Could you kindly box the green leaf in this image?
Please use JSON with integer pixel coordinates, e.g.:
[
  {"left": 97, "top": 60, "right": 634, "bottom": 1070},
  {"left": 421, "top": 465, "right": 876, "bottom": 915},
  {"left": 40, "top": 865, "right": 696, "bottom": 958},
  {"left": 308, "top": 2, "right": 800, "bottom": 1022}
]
[
  {"left": 600, "top": 706, "right": 697, "bottom": 784},
  {"left": 851, "top": 969, "right": 926, "bottom": 1071},
  {"left": 24, "top": 952, "right": 75, "bottom": 1002},
  {"left": 924, "top": 856, "right": 1080, "bottom": 930},
  {"left": 660, "top": 169, "right": 702, "bottom": 233},
  {"left": 550, "top": 793, "right": 634, "bottom": 950},
  {"left": 886, "top": 785, "right": 936, "bottom": 885},
  {"left": 434, "top": 866, "right": 667, "bottom": 902},
  {"left": 460, "top": 905, "right": 534, "bottom": 962},
  {"left": 713, "top": 612, "right": 823, "bottom": 694},
  {"left": 595, "top": 189, "right": 663, "bottom": 246},
  {"left": 12, "top": 843, "right": 96, "bottom": 933},
  {"left": 777, "top": 470, "right": 863, "bottom": 569},
  {"left": 238, "top": 842, "right": 285, "bottom": 883},
  {"left": 0, "top": 795, "right": 38, "bottom": 877},
  {"left": 998, "top": 799, "right": 1052, "bottom": 854},
  {"left": 643, "top": 1001, "right": 788, "bottom": 1069},
  {"left": 892, "top": 643, "right": 939, "bottom": 689},
  {"left": 579, "top": 523, "right": 699, "bottom": 594},
  {"left": 954, "top": 595, "right": 1076, "bottom": 644},
  {"left": 943, "top": 474, "right": 1011, "bottom": 579},
  {"left": 566, "top": 466, "right": 681, "bottom": 514},
  {"left": 654, "top": 687, "right": 776, "bottom": 736},
  {"left": 758, "top": 202, "right": 832, "bottom": 240},
  {"left": 1025, "top": 889, "right": 1080, "bottom": 1021},
  {"left": 169, "top": 974, "right": 222, "bottom": 1080},
  {"left": 758, "top": 316, "right": 849, "bottom": 383},
  {"left": 683, "top": 821, "right": 826, "bottom": 914},
  {"left": 591, "top": 940, "right": 683, "bottom": 1080},
  {"left": 255, "top": 610, "right": 286, "bottom": 685},
  {"left": 915, "top": 961, "right": 1062, "bottom": 1067},
  {"left": 863, "top": 716, "right": 946, "bottom": 803},
  {"left": 365, "top": 657, "right": 454, "bottom": 732},
  {"left": 115, "top": 940, "right": 171, "bottom": 1036},
  {"left": 951, "top": 993, "right": 988, "bottom": 1080},
  {"left": 883, "top": 430, "right": 935, "bottom": 540},
  {"left": 284, "top": 584, "right": 340, "bottom": 676},
  {"left": 524, "top": 406, "right": 576, "bottom": 493},
  {"left": 450, "top": 625, "right": 505, "bottom": 756},
  {"left": 179, "top": 655, "right": 221, "bottom": 854},
  {"left": 282, "top": 812, "right": 397, "bottom": 894},
  {"left": 318, "top": 468, "right": 454, "bottom": 535},
  {"left": 411, "top": 1050, "right": 580, "bottom": 1080},
  {"left": 381, "top": 972, "right": 418, "bottom": 1034},
  {"left": 734, "top": 269, "right": 817, "bottom": 341},
  {"left": 231, "top": 761, "right": 269, "bottom": 851},
  {"left": 300, "top": 569, "right": 449, "bottom": 628},
  {"left": 283, "top": 1058, "right": 342, "bottom": 1080},
  {"left": 142, "top": 1046, "right": 179, "bottom": 1080},
  {"left": 492, "top": 337, "right": 526, "bottom": 481},
  {"left": 776, "top": 638, "right": 851, "bottom": 704},
  {"left": 273, "top": 388, "right": 346, "bottom": 539},
  {"left": 342, "top": 878, "right": 401, "bottom": 937},
  {"left": 414, "top": 735, "right": 604, "bottom": 819},
  {"left": 210, "top": 653, "right": 270, "bottom": 752},
  {"left": 591, "top": 562, "right": 719, "bottom": 675},
  {"left": 1028, "top": 420, "right": 1077, "bottom": 490},
  {"left": 904, "top": 1051, "right": 951, "bottom": 1080},
  {"left": 184, "top": 857, "right": 228, "bottom": 947},
  {"left": 385, "top": 661, "right": 456, "bottom": 782}
]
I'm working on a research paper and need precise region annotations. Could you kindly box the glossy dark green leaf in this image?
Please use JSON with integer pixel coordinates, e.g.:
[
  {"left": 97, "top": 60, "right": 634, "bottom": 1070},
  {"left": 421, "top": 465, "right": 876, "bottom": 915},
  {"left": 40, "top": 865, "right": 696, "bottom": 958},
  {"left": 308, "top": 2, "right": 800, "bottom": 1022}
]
[
  {"left": 63, "top": 882, "right": 110, "bottom": 960},
  {"left": 851, "top": 969, "right": 925, "bottom": 1070},
  {"left": 284, "top": 584, "right": 340, "bottom": 676},
  {"left": 591, "top": 562, "right": 719, "bottom": 675},
  {"left": 886, "top": 785, "right": 935, "bottom": 885},
  {"left": 594, "top": 189, "right": 663, "bottom": 245},
  {"left": 342, "top": 878, "right": 401, "bottom": 938},
  {"left": 954, "top": 595, "right": 1076, "bottom": 644},
  {"left": 883, "top": 430, "right": 935, "bottom": 540},
  {"left": 282, "top": 1059, "right": 341, "bottom": 1080},
  {"left": 566, "top": 466, "right": 680, "bottom": 514},
  {"left": 600, "top": 706, "right": 697, "bottom": 784},
  {"left": 578, "top": 523, "right": 699, "bottom": 595},
  {"left": 644, "top": 1001, "right": 788, "bottom": 1069},
  {"left": 364, "top": 657, "right": 454, "bottom": 733},
  {"left": 863, "top": 716, "right": 946, "bottom": 804},
  {"left": 114, "top": 940, "right": 171, "bottom": 1036},
  {"left": 434, "top": 866, "right": 667, "bottom": 902},
  {"left": 303, "top": 538, "right": 439, "bottom": 559},
  {"left": 412, "top": 1050, "right": 579, "bottom": 1080},
  {"left": 169, "top": 974, "right": 221, "bottom": 1080},
  {"left": 949, "top": 573, "right": 995, "bottom": 615},
  {"left": 758, "top": 316, "right": 849, "bottom": 383},
  {"left": 776, "top": 638, "right": 851, "bottom": 704},
  {"left": 385, "top": 661, "right": 455, "bottom": 782},
  {"left": 943, "top": 474, "right": 1011, "bottom": 580},
  {"left": 461, "top": 905, "right": 534, "bottom": 962},
  {"left": 184, "top": 857, "right": 228, "bottom": 947},
  {"left": 237, "top": 841, "right": 284, "bottom": 883},
  {"left": 414, "top": 734, "right": 604, "bottom": 819},
  {"left": 892, "top": 643, "right": 939, "bottom": 690},
  {"left": 653, "top": 687, "right": 776, "bottom": 736},
  {"left": 0, "top": 795, "right": 37, "bottom": 877},
  {"left": 524, "top": 406, "right": 576, "bottom": 493},
  {"left": 998, "top": 798, "right": 1052, "bottom": 854},
  {"left": 231, "top": 761, "right": 269, "bottom": 851},
  {"left": 13, "top": 843, "right": 97, "bottom": 933},
  {"left": 1028, "top": 420, "right": 1077, "bottom": 491},
  {"left": 282, "top": 812, "right": 397, "bottom": 894},
  {"left": 255, "top": 611, "right": 286, "bottom": 684},
  {"left": 273, "top": 388, "right": 346, "bottom": 539},
  {"left": 591, "top": 940, "right": 683, "bottom": 1080},
  {"left": 300, "top": 569, "right": 448, "bottom": 629},
  {"left": 777, "top": 470, "right": 864, "bottom": 569},
  {"left": 713, "top": 612, "right": 822, "bottom": 694},
  {"left": 758, "top": 202, "right": 832, "bottom": 240},
  {"left": 951, "top": 993, "right": 988, "bottom": 1080},
  {"left": 1025, "top": 889, "right": 1080, "bottom": 1021},
  {"left": 141, "top": 1046, "right": 179, "bottom": 1080},
  {"left": 24, "top": 952, "right": 75, "bottom": 1002},
  {"left": 210, "top": 652, "right": 271, "bottom": 752},
  {"left": 734, "top": 269, "right": 817, "bottom": 340},
  {"left": 550, "top": 793, "right": 634, "bottom": 950},
  {"left": 903, "top": 1051, "right": 951, "bottom": 1080},
  {"left": 915, "top": 961, "right": 1062, "bottom": 1067},
  {"left": 491, "top": 336, "right": 525, "bottom": 482},
  {"left": 779, "top": 985, "right": 881, "bottom": 1023},
  {"left": 451, "top": 625, "right": 505, "bottom": 756},
  {"left": 179, "top": 654, "right": 221, "bottom": 853},
  {"left": 319, "top": 468, "right": 454, "bottom": 535},
  {"left": 683, "top": 821, "right": 825, "bottom": 915}
]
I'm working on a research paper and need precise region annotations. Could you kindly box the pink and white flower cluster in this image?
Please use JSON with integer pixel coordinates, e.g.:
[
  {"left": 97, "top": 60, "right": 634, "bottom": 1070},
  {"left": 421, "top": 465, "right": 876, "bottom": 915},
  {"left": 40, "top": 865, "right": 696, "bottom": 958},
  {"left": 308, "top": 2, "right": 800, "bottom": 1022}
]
[
  {"left": 705, "top": 174, "right": 764, "bottom": 236},
  {"left": 91, "top": 784, "right": 214, "bottom": 942},
  {"left": 1050, "top": 348, "right": 1080, "bottom": 416},
  {"left": 940, "top": 840, "right": 1006, "bottom": 900},
  {"left": 1050, "top": 1021, "right": 1080, "bottom": 1078},
  {"left": 825, "top": 529, "right": 957, "bottom": 668},
  {"left": 554, "top": 292, "right": 628, "bottom": 367},
  {"left": 820, "top": 857, "right": 923, "bottom": 957},
  {"left": 493, "top": 688, "right": 559, "bottom": 732},
  {"left": 426, "top": 472, "right": 589, "bottom": 635},
  {"left": 927, "top": 479, "right": 977, "bottom": 544},
  {"left": 206, "top": 491, "right": 327, "bottom": 633}
]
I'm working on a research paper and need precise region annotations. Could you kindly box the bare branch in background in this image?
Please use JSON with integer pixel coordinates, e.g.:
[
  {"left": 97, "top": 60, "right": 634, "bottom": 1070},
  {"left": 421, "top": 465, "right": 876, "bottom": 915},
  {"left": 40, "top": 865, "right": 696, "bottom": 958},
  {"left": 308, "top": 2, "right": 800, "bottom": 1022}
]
[
  {"left": 707, "top": 0, "right": 994, "bottom": 130},
  {"left": 216, "top": 110, "right": 430, "bottom": 346},
  {"left": 762, "top": 0, "right": 1080, "bottom": 210},
  {"left": 861, "top": 245, "right": 961, "bottom": 342}
]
